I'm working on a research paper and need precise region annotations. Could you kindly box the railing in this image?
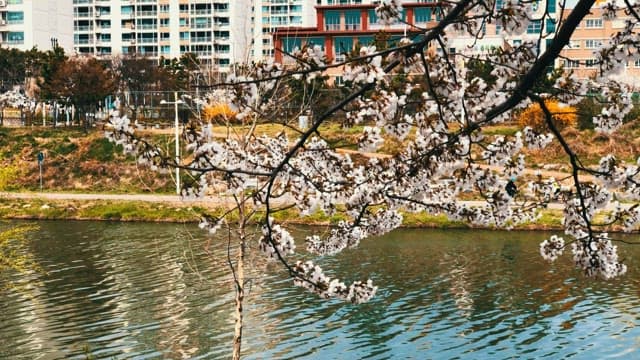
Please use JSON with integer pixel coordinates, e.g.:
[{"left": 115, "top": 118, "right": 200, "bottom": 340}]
[
  {"left": 136, "top": 11, "right": 157, "bottom": 17},
  {"left": 191, "top": 9, "right": 212, "bottom": 15},
  {"left": 191, "top": 23, "right": 212, "bottom": 29},
  {"left": 137, "top": 24, "right": 157, "bottom": 30},
  {"left": 325, "top": 24, "right": 340, "bottom": 31},
  {"left": 74, "top": 12, "right": 94, "bottom": 18},
  {"left": 192, "top": 37, "right": 212, "bottom": 43}
]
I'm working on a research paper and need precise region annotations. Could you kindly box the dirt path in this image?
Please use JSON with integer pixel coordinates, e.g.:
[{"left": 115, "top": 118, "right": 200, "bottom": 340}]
[{"left": 3, "top": 191, "right": 633, "bottom": 211}]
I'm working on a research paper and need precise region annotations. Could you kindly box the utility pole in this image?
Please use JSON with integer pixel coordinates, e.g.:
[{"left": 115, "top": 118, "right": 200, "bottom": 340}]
[{"left": 160, "top": 92, "right": 183, "bottom": 195}]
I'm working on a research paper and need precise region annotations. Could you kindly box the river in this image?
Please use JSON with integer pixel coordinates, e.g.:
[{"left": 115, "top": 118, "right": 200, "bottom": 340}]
[{"left": 0, "top": 221, "right": 639, "bottom": 359}]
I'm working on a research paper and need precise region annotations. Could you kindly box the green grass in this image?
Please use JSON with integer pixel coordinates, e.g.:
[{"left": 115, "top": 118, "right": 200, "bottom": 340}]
[{"left": 84, "top": 138, "right": 123, "bottom": 162}]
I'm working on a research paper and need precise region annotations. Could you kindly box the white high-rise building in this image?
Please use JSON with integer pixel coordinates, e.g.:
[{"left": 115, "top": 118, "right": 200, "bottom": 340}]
[
  {"left": 252, "top": 0, "right": 316, "bottom": 61},
  {"left": 0, "top": 0, "right": 73, "bottom": 52},
  {"left": 73, "top": 0, "right": 252, "bottom": 72}
]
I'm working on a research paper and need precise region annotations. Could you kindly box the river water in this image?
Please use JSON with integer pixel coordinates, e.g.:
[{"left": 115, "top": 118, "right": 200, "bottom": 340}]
[{"left": 0, "top": 221, "right": 639, "bottom": 359}]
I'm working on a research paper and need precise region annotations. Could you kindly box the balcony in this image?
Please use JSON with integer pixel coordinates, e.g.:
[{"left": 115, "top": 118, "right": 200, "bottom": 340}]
[
  {"left": 137, "top": 24, "right": 157, "bottom": 30},
  {"left": 325, "top": 24, "right": 340, "bottom": 31},
  {"left": 191, "top": 23, "right": 212, "bottom": 29},
  {"left": 136, "top": 11, "right": 158, "bottom": 17},
  {"left": 191, "top": 9, "right": 212, "bottom": 15},
  {"left": 345, "top": 23, "right": 361, "bottom": 31},
  {"left": 74, "top": 12, "right": 94, "bottom": 19},
  {"left": 138, "top": 38, "right": 158, "bottom": 44},
  {"left": 191, "top": 37, "right": 212, "bottom": 43}
]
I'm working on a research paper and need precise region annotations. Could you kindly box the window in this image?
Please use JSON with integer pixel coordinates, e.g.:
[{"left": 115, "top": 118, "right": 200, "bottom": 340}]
[
  {"left": 527, "top": 20, "right": 542, "bottom": 34},
  {"left": 345, "top": 10, "right": 361, "bottom": 30},
  {"left": 358, "top": 36, "right": 373, "bottom": 47},
  {"left": 585, "top": 59, "right": 597, "bottom": 68},
  {"left": 7, "top": 32, "right": 24, "bottom": 44},
  {"left": 546, "top": 18, "right": 555, "bottom": 33},
  {"left": 564, "top": 59, "right": 580, "bottom": 68},
  {"left": 306, "top": 37, "right": 325, "bottom": 50},
  {"left": 282, "top": 37, "right": 302, "bottom": 53},
  {"left": 6, "top": 11, "right": 24, "bottom": 24},
  {"left": 585, "top": 39, "right": 603, "bottom": 49},
  {"left": 495, "top": 24, "right": 502, "bottom": 34},
  {"left": 568, "top": 40, "right": 580, "bottom": 48},
  {"left": 548, "top": 0, "right": 556, "bottom": 13},
  {"left": 335, "top": 36, "right": 354, "bottom": 56},
  {"left": 585, "top": 18, "right": 603, "bottom": 28},
  {"left": 414, "top": 8, "right": 432, "bottom": 23},
  {"left": 368, "top": 9, "right": 378, "bottom": 25},
  {"left": 325, "top": 10, "right": 340, "bottom": 31},
  {"left": 634, "top": 59, "right": 640, "bottom": 67}
]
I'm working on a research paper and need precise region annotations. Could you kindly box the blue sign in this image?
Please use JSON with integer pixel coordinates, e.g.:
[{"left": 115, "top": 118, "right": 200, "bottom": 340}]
[{"left": 37, "top": 152, "right": 44, "bottom": 164}]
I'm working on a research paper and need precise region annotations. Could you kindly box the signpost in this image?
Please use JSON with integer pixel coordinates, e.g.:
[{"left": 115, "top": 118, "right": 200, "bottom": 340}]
[{"left": 37, "top": 151, "right": 44, "bottom": 191}]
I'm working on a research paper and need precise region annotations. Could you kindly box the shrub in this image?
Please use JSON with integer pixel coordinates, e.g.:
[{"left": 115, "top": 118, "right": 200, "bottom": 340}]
[
  {"left": 85, "top": 138, "right": 122, "bottom": 162},
  {"left": 202, "top": 103, "right": 237, "bottom": 122},
  {"left": 517, "top": 100, "right": 577, "bottom": 132},
  {"left": 53, "top": 138, "right": 78, "bottom": 156},
  {"left": 0, "top": 165, "right": 20, "bottom": 190}
]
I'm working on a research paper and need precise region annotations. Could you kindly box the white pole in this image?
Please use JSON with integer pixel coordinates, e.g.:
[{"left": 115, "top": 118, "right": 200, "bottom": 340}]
[{"left": 174, "top": 91, "right": 180, "bottom": 195}]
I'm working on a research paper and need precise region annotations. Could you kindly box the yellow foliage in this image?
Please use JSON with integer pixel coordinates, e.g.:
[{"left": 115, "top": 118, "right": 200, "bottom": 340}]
[
  {"left": 202, "top": 103, "right": 237, "bottom": 122},
  {"left": 0, "top": 165, "right": 19, "bottom": 191},
  {"left": 517, "top": 100, "right": 577, "bottom": 132}
]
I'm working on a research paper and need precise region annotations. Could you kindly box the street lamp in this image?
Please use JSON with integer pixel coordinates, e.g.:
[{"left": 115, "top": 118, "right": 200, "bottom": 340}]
[{"left": 160, "top": 91, "right": 184, "bottom": 195}]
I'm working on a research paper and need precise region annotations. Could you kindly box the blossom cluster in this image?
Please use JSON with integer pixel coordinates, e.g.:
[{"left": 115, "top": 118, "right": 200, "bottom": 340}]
[
  {"left": 102, "top": 1, "right": 640, "bottom": 304},
  {"left": 292, "top": 260, "right": 377, "bottom": 304}
]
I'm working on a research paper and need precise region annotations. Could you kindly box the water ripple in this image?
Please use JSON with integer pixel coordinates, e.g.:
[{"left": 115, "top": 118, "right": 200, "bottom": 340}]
[{"left": 1, "top": 225, "right": 640, "bottom": 358}]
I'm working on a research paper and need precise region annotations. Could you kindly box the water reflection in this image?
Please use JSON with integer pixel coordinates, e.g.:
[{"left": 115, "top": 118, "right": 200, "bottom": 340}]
[{"left": 0, "top": 223, "right": 639, "bottom": 359}]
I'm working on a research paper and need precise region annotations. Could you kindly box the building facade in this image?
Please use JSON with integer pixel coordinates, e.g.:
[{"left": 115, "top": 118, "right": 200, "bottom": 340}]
[
  {"left": 273, "top": 1, "right": 440, "bottom": 65},
  {"left": 558, "top": 6, "right": 640, "bottom": 84},
  {"left": 0, "top": 0, "right": 73, "bottom": 52},
  {"left": 252, "top": 0, "right": 316, "bottom": 61},
  {"left": 72, "top": 0, "right": 252, "bottom": 72}
]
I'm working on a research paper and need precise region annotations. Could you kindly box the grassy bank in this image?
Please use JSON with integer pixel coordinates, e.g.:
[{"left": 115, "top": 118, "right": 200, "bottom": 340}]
[{"left": 0, "top": 196, "right": 571, "bottom": 231}]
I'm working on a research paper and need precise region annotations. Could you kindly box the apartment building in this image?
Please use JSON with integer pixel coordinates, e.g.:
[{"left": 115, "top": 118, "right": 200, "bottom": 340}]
[
  {"left": 447, "top": 0, "right": 558, "bottom": 63},
  {"left": 559, "top": 6, "right": 640, "bottom": 85},
  {"left": 0, "top": 0, "right": 73, "bottom": 52},
  {"left": 73, "top": 0, "right": 252, "bottom": 72},
  {"left": 252, "top": 0, "right": 316, "bottom": 61},
  {"left": 273, "top": 1, "right": 440, "bottom": 65}
]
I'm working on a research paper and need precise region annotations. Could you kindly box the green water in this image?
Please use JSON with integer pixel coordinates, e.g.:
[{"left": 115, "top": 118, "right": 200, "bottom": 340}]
[{"left": 1, "top": 221, "right": 639, "bottom": 359}]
